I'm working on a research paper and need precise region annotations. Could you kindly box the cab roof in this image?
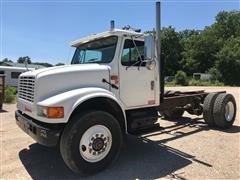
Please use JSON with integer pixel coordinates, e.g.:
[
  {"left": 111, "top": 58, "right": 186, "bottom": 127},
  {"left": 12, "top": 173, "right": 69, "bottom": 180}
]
[{"left": 70, "top": 29, "right": 144, "bottom": 47}]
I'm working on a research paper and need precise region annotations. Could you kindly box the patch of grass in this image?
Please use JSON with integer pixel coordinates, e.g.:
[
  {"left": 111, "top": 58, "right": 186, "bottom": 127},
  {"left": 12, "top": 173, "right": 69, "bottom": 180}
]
[
  {"left": 4, "top": 86, "right": 17, "bottom": 103},
  {"left": 166, "top": 79, "right": 224, "bottom": 87},
  {"left": 188, "top": 79, "right": 224, "bottom": 86},
  {"left": 165, "top": 80, "right": 177, "bottom": 87}
]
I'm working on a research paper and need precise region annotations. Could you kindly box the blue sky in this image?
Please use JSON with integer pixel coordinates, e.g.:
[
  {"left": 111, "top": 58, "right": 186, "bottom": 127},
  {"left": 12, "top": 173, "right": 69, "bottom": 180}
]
[{"left": 1, "top": 0, "right": 239, "bottom": 65}]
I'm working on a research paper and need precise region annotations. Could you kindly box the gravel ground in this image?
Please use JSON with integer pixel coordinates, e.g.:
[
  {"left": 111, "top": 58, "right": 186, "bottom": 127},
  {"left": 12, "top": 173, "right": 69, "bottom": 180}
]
[{"left": 0, "top": 86, "right": 239, "bottom": 179}]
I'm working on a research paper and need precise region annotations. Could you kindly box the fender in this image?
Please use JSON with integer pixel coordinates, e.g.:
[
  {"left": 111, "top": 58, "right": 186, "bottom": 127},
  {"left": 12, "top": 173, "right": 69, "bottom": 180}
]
[{"left": 37, "top": 87, "right": 126, "bottom": 124}]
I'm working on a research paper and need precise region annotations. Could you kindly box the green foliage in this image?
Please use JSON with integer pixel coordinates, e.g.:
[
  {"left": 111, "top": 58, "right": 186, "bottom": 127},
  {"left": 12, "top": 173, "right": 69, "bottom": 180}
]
[
  {"left": 4, "top": 86, "right": 17, "bottom": 103},
  {"left": 188, "top": 79, "right": 224, "bottom": 86},
  {"left": 165, "top": 80, "right": 177, "bottom": 87},
  {"left": 213, "top": 11, "right": 240, "bottom": 40},
  {"left": 175, "top": 70, "right": 188, "bottom": 86},
  {"left": 55, "top": 63, "right": 65, "bottom": 66},
  {"left": 32, "top": 62, "right": 53, "bottom": 67},
  {"left": 208, "top": 67, "right": 221, "bottom": 81},
  {"left": 1, "top": 58, "right": 13, "bottom": 63},
  {"left": 17, "top": 56, "right": 32, "bottom": 64},
  {"left": 216, "top": 37, "right": 240, "bottom": 86},
  {"left": 161, "top": 26, "right": 182, "bottom": 76},
  {"left": 181, "top": 30, "right": 220, "bottom": 75}
]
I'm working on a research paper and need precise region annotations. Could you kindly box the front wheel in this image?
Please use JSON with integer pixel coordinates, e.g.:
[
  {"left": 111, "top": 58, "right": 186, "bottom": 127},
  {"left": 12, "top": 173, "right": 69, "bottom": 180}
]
[{"left": 60, "top": 111, "right": 123, "bottom": 174}]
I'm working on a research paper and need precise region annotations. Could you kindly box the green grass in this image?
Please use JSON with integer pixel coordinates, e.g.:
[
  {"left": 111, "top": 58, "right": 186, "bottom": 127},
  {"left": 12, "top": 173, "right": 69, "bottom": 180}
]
[{"left": 165, "top": 79, "right": 224, "bottom": 87}]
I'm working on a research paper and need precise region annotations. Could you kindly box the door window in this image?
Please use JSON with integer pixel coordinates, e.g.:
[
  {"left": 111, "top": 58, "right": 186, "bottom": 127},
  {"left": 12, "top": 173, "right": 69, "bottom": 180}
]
[{"left": 121, "top": 39, "right": 144, "bottom": 66}]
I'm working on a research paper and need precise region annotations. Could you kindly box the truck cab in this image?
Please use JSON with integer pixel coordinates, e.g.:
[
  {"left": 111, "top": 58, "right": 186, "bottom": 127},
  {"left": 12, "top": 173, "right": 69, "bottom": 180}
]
[{"left": 16, "top": 29, "right": 159, "bottom": 125}]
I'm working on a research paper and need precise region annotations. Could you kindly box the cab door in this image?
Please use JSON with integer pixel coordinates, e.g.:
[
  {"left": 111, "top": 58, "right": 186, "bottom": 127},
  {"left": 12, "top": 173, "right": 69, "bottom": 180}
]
[{"left": 119, "top": 38, "right": 157, "bottom": 108}]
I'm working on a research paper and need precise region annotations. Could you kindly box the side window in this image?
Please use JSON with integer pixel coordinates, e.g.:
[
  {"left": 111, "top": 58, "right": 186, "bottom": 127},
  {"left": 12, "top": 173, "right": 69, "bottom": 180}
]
[
  {"left": 11, "top": 72, "right": 22, "bottom": 79},
  {"left": 121, "top": 39, "right": 144, "bottom": 66}
]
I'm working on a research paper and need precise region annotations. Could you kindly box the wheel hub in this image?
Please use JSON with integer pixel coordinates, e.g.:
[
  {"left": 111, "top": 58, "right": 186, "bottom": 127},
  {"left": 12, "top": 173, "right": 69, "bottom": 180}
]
[
  {"left": 92, "top": 137, "right": 104, "bottom": 151},
  {"left": 79, "top": 125, "right": 112, "bottom": 163},
  {"left": 225, "top": 101, "right": 234, "bottom": 122}
]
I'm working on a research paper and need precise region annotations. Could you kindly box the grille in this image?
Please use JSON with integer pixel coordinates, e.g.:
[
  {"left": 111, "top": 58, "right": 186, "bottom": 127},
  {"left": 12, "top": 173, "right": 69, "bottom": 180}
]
[{"left": 18, "top": 76, "right": 35, "bottom": 102}]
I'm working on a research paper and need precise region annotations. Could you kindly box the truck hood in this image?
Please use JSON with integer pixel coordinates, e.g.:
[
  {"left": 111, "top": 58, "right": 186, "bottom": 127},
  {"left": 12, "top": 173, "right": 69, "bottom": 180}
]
[
  {"left": 21, "top": 64, "right": 110, "bottom": 77},
  {"left": 20, "top": 64, "right": 111, "bottom": 102}
]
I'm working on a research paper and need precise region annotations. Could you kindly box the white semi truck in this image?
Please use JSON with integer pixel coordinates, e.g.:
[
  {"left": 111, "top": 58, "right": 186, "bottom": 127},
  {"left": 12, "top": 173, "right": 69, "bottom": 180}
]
[{"left": 15, "top": 2, "right": 236, "bottom": 175}]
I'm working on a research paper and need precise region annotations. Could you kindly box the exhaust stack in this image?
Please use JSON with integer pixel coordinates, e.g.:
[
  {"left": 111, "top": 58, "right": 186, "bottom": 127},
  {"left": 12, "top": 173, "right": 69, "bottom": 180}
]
[
  {"left": 110, "top": 20, "right": 115, "bottom": 31},
  {"left": 156, "top": 1, "right": 164, "bottom": 103}
]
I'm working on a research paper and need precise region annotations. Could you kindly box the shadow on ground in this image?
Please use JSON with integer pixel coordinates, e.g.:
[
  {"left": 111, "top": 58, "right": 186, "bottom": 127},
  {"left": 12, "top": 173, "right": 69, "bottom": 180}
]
[
  {"left": 19, "top": 137, "right": 191, "bottom": 179},
  {"left": 18, "top": 116, "right": 239, "bottom": 179},
  {"left": 0, "top": 109, "right": 8, "bottom": 113}
]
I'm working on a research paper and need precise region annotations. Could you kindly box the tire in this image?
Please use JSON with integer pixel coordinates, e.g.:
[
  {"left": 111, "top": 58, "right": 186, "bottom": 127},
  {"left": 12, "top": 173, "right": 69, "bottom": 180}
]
[
  {"left": 203, "top": 93, "right": 219, "bottom": 127},
  {"left": 60, "top": 111, "right": 123, "bottom": 174},
  {"left": 213, "top": 93, "right": 236, "bottom": 129},
  {"left": 160, "top": 108, "right": 184, "bottom": 119}
]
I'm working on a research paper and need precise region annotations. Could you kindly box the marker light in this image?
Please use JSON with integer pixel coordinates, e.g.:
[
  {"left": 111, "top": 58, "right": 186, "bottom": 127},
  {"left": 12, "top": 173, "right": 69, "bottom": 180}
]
[
  {"left": 37, "top": 106, "right": 64, "bottom": 118},
  {"left": 47, "top": 107, "right": 64, "bottom": 118}
]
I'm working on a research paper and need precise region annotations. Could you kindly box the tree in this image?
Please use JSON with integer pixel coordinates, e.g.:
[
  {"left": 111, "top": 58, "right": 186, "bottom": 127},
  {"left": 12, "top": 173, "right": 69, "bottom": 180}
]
[
  {"left": 179, "top": 29, "right": 201, "bottom": 42},
  {"left": 181, "top": 29, "right": 220, "bottom": 75},
  {"left": 161, "top": 26, "right": 182, "bottom": 76},
  {"left": 32, "top": 62, "right": 53, "bottom": 67},
  {"left": 213, "top": 11, "right": 240, "bottom": 40},
  {"left": 216, "top": 37, "right": 240, "bottom": 86},
  {"left": 55, "top": 63, "right": 65, "bottom": 66},
  {"left": 1, "top": 58, "right": 13, "bottom": 63},
  {"left": 17, "top": 56, "right": 31, "bottom": 64}
]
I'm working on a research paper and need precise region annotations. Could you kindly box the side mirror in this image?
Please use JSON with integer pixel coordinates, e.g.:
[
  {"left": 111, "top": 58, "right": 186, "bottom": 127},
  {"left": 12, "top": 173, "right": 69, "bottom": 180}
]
[
  {"left": 144, "top": 35, "right": 156, "bottom": 70},
  {"left": 144, "top": 35, "right": 155, "bottom": 60}
]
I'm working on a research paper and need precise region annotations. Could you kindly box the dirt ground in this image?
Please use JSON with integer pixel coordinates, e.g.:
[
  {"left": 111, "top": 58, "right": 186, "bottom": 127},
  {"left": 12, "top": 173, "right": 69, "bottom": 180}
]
[{"left": 0, "top": 87, "right": 239, "bottom": 179}]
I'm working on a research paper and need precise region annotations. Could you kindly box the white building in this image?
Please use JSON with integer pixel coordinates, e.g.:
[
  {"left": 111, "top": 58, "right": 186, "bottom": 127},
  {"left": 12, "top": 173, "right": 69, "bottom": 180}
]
[{"left": 0, "top": 66, "right": 35, "bottom": 87}]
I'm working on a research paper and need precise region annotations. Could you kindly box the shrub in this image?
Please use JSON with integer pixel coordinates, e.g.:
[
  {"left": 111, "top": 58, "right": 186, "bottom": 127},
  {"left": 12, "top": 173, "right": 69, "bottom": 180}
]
[
  {"left": 175, "top": 70, "right": 188, "bottom": 85},
  {"left": 208, "top": 67, "right": 221, "bottom": 81},
  {"left": 4, "top": 86, "right": 17, "bottom": 103}
]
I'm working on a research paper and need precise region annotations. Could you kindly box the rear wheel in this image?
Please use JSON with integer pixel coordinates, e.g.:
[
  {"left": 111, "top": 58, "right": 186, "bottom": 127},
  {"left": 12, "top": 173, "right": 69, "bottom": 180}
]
[
  {"left": 213, "top": 93, "right": 236, "bottom": 129},
  {"left": 60, "top": 111, "right": 122, "bottom": 174},
  {"left": 203, "top": 93, "right": 219, "bottom": 127}
]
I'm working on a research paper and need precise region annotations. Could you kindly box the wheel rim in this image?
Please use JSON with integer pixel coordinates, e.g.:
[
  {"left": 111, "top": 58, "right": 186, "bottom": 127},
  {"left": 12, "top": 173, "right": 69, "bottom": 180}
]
[
  {"left": 79, "top": 125, "right": 112, "bottom": 163},
  {"left": 225, "top": 101, "right": 234, "bottom": 122}
]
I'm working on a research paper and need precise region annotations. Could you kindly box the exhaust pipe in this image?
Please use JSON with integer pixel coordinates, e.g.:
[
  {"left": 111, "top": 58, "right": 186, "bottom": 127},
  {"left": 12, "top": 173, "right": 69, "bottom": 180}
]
[
  {"left": 110, "top": 20, "right": 115, "bottom": 31},
  {"left": 156, "top": 1, "right": 164, "bottom": 103}
]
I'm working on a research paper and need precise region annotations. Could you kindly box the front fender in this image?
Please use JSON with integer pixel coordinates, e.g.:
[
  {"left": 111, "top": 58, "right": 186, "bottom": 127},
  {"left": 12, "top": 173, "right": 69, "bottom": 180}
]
[{"left": 37, "top": 87, "right": 126, "bottom": 123}]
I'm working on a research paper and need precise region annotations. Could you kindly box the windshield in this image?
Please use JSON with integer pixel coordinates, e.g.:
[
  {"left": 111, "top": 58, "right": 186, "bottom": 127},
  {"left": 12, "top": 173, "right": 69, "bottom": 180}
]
[{"left": 71, "top": 36, "right": 118, "bottom": 64}]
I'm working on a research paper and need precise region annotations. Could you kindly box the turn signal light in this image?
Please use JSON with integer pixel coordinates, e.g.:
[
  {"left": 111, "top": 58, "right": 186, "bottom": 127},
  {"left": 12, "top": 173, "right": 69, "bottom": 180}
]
[{"left": 47, "top": 107, "right": 64, "bottom": 118}]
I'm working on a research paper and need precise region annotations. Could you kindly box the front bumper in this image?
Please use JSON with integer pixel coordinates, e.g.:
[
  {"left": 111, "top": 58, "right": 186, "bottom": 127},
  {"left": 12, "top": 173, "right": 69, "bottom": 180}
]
[{"left": 15, "top": 110, "right": 63, "bottom": 147}]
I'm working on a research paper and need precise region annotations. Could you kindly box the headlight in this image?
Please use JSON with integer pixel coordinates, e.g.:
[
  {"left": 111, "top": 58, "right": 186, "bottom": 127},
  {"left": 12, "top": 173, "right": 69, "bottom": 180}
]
[{"left": 37, "top": 106, "right": 64, "bottom": 118}]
